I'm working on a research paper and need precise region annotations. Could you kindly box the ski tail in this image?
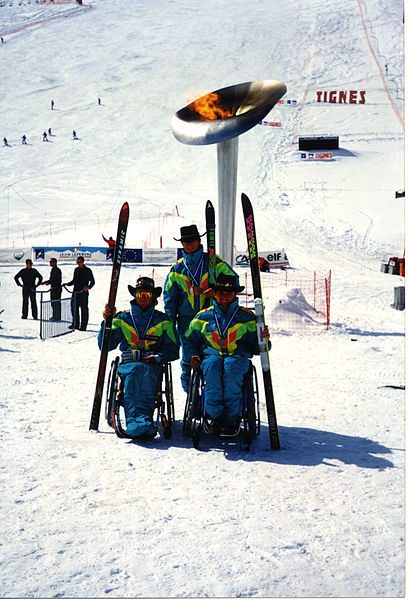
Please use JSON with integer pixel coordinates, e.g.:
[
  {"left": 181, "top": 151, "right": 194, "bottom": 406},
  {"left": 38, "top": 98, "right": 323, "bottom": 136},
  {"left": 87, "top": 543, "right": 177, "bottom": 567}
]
[
  {"left": 206, "top": 200, "right": 216, "bottom": 285},
  {"left": 241, "top": 193, "right": 280, "bottom": 449},
  {"left": 89, "top": 202, "right": 129, "bottom": 431}
]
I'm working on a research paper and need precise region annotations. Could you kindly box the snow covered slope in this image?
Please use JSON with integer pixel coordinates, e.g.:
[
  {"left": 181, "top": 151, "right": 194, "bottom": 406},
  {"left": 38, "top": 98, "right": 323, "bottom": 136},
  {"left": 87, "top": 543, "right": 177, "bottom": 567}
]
[{"left": 0, "top": 0, "right": 405, "bottom": 596}]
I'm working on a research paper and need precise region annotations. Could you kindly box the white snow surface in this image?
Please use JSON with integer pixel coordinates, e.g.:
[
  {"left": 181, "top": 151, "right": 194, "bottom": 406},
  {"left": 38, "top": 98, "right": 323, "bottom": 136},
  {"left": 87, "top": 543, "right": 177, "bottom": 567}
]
[{"left": 0, "top": 0, "right": 405, "bottom": 597}]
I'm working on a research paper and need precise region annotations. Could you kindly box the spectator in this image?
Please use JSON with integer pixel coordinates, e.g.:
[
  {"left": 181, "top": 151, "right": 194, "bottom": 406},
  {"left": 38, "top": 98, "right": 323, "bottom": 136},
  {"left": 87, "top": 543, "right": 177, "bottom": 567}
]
[
  {"left": 63, "top": 256, "right": 95, "bottom": 331},
  {"left": 14, "top": 258, "right": 43, "bottom": 319},
  {"left": 40, "top": 258, "right": 62, "bottom": 320}
]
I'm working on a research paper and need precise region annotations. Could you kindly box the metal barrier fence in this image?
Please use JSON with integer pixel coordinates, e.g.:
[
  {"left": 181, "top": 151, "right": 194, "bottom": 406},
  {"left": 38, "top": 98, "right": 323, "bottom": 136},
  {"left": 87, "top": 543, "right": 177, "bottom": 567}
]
[{"left": 39, "top": 291, "right": 75, "bottom": 340}]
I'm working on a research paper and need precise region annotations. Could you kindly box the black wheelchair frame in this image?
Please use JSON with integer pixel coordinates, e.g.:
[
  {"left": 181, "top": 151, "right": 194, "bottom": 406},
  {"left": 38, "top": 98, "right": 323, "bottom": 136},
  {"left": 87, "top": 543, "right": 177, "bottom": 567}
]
[
  {"left": 182, "top": 360, "right": 260, "bottom": 450},
  {"left": 105, "top": 356, "right": 175, "bottom": 440}
]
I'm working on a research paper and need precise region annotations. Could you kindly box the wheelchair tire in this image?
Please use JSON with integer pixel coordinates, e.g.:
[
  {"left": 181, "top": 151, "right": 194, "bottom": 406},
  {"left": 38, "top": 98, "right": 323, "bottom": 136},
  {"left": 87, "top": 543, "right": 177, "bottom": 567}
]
[
  {"left": 183, "top": 369, "right": 202, "bottom": 436},
  {"left": 244, "top": 363, "right": 259, "bottom": 442},
  {"left": 164, "top": 363, "right": 175, "bottom": 423},
  {"left": 105, "top": 356, "right": 120, "bottom": 428}
]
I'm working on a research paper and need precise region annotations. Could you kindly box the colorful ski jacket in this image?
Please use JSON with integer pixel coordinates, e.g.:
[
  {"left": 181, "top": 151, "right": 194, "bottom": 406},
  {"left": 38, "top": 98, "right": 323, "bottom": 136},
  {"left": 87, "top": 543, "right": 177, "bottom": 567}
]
[
  {"left": 163, "top": 245, "right": 239, "bottom": 329},
  {"left": 98, "top": 301, "right": 180, "bottom": 364},
  {"left": 184, "top": 298, "right": 267, "bottom": 362}
]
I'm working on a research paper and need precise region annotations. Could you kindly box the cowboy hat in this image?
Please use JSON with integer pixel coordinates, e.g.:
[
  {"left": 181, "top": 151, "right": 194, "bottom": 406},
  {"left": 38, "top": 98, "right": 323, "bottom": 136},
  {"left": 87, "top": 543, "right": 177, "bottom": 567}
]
[
  {"left": 173, "top": 224, "right": 206, "bottom": 243},
  {"left": 128, "top": 276, "right": 162, "bottom": 298},
  {"left": 210, "top": 273, "right": 245, "bottom": 293}
]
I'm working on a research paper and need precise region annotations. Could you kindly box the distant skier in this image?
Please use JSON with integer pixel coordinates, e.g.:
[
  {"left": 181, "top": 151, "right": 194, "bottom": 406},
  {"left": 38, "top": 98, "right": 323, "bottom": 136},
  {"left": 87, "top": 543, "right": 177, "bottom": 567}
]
[
  {"left": 21, "top": 134, "right": 27, "bottom": 145},
  {"left": 14, "top": 258, "right": 43, "bottom": 320},
  {"left": 102, "top": 234, "right": 116, "bottom": 260},
  {"left": 48, "top": 128, "right": 52, "bottom": 136},
  {"left": 98, "top": 97, "right": 101, "bottom": 105},
  {"left": 3, "top": 137, "right": 8, "bottom": 147},
  {"left": 51, "top": 99, "right": 54, "bottom": 110},
  {"left": 42, "top": 131, "right": 48, "bottom": 142},
  {"left": 259, "top": 257, "right": 270, "bottom": 272},
  {"left": 73, "top": 130, "right": 78, "bottom": 140}
]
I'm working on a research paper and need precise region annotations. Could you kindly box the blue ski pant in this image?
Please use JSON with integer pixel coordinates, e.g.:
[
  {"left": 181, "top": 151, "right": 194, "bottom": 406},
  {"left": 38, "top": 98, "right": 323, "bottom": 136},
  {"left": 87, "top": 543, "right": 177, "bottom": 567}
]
[
  {"left": 118, "top": 361, "right": 161, "bottom": 437},
  {"left": 201, "top": 353, "right": 250, "bottom": 422}
]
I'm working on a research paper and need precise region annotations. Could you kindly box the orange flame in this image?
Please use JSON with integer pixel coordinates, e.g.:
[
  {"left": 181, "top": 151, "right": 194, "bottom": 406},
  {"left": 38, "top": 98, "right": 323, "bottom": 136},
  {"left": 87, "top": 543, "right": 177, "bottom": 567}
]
[{"left": 189, "top": 92, "right": 233, "bottom": 121}]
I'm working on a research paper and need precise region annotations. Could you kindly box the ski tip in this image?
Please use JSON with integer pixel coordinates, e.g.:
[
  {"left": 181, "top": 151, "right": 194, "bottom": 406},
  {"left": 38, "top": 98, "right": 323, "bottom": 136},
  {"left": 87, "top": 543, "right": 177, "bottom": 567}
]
[
  {"left": 241, "top": 192, "right": 250, "bottom": 203},
  {"left": 121, "top": 201, "right": 130, "bottom": 212}
]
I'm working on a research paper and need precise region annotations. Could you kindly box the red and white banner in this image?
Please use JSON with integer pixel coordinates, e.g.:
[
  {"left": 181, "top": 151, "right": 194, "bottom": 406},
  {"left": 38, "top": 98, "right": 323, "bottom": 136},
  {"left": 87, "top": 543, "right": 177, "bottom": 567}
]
[
  {"left": 300, "top": 152, "right": 333, "bottom": 161},
  {"left": 258, "top": 121, "right": 281, "bottom": 127},
  {"left": 277, "top": 99, "right": 298, "bottom": 106}
]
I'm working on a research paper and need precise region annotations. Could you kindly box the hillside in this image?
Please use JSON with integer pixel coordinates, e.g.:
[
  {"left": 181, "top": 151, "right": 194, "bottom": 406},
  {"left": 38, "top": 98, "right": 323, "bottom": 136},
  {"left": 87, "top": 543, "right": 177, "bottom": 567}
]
[{"left": 0, "top": 0, "right": 405, "bottom": 597}]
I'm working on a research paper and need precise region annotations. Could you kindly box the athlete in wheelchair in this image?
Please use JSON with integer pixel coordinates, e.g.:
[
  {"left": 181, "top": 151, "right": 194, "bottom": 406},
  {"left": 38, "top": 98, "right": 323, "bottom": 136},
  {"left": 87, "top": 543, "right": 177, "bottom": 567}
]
[
  {"left": 182, "top": 273, "right": 269, "bottom": 448},
  {"left": 99, "top": 277, "right": 179, "bottom": 440}
]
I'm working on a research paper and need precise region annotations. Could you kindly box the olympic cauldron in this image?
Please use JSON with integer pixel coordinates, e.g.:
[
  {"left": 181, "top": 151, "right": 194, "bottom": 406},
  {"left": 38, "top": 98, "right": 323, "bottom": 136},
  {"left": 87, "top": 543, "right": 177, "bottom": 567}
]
[{"left": 171, "top": 79, "right": 287, "bottom": 264}]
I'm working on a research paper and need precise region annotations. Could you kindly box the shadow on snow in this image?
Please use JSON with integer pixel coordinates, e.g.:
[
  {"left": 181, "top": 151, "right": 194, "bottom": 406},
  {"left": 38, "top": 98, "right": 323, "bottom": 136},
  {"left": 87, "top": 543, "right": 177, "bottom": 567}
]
[{"left": 107, "top": 422, "right": 397, "bottom": 470}]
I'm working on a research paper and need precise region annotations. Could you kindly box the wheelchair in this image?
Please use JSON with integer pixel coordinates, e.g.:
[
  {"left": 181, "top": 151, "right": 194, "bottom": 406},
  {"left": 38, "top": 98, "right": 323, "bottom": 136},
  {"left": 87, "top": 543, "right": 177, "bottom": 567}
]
[
  {"left": 105, "top": 356, "right": 175, "bottom": 440},
  {"left": 182, "top": 360, "right": 260, "bottom": 450}
]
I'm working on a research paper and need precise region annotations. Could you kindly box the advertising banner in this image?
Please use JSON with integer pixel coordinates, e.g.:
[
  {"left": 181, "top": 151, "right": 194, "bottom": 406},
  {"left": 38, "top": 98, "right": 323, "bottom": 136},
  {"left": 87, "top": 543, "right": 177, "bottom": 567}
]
[{"left": 235, "top": 250, "right": 289, "bottom": 268}]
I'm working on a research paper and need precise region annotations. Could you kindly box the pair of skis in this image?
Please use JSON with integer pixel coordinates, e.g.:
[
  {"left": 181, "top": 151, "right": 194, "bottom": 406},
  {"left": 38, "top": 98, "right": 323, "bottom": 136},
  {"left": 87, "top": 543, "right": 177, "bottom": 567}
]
[
  {"left": 89, "top": 196, "right": 279, "bottom": 450},
  {"left": 207, "top": 195, "right": 280, "bottom": 450}
]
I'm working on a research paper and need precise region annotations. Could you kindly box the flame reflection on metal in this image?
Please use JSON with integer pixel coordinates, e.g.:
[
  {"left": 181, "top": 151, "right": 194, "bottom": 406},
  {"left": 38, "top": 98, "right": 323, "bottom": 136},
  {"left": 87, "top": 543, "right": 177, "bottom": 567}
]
[
  {"left": 171, "top": 79, "right": 287, "bottom": 146},
  {"left": 171, "top": 79, "right": 286, "bottom": 263}
]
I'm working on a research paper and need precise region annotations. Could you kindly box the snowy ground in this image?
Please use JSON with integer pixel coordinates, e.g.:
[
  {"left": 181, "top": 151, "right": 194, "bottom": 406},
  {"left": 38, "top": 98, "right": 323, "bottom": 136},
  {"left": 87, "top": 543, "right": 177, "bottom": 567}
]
[{"left": 0, "top": 0, "right": 405, "bottom": 597}]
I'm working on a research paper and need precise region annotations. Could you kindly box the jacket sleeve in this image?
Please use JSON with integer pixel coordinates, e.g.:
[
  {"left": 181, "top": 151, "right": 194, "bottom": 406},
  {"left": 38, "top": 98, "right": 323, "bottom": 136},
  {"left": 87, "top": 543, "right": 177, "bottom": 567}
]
[
  {"left": 183, "top": 318, "right": 205, "bottom": 363},
  {"left": 163, "top": 269, "right": 180, "bottom": 322},
  {"left": 97, "top": 317, "right": 123, "bottom": 351},
  {"left": 87, "top": 268, "right": 95, "bottom": 289},
  {"left": 215, "top": 256, "right": 240, "bottom": 285},
  {"left": 242, "top": 319, "right": 272, "bottom": 356},
  {"left": 34, "top": 269, "right": 43, "bottom": 285},
  {"left": 154, "top": 318, "right": 180, "bottom": 363},
  {"left": 14, "top": 269, "right": 23, "bottom": 285}
]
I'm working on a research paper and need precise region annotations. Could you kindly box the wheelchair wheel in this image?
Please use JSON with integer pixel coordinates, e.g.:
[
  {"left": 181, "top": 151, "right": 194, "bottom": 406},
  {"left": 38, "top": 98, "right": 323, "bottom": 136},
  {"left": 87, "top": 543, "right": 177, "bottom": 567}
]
[
  {"left": 164, "top": 363, "right": 175, "bottom": 423},
  {"left": 105, "top": 356, "right": 120, "bottom": 429},
  {"left": 183, "top": 369, "right": 202, "bottom": 436},
  {"left": 242, "top": 363, "right": 260, "bottom": 448}
]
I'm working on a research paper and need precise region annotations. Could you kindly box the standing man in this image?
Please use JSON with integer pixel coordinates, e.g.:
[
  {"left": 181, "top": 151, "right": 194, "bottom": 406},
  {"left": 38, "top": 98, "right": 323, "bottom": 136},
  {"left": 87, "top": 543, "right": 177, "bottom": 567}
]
[
  {"left": 41, "top": 258, "right": 62, "bottom": 320},
  {"left": 163, "top": 224, "right": 240, "bottom": 393},
  {"left": 63, "top": 256, "right": 95, "bottom": 331},
  {"left": 14, "top": 258, "right": 43, "bottom": 319}
]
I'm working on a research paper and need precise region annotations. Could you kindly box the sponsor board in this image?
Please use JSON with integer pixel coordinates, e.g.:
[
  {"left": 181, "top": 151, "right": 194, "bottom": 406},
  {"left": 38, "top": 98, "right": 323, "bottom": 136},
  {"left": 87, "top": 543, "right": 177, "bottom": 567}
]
[{"left": 235, "top": 249, "right": 289, "bottom": 268}]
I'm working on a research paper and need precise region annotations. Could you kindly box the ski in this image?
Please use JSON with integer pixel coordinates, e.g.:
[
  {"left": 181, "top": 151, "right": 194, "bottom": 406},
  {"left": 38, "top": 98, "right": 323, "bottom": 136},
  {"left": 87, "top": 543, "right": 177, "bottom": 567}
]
[
  {"left": 241, "top": 193, "right": 280, "bottom": 449},
  {"left": 89, "top": 202, "right": 129, "bottom": 431},
  {"left": 206, "top": 200, "right": 216, "bottom": 285}
]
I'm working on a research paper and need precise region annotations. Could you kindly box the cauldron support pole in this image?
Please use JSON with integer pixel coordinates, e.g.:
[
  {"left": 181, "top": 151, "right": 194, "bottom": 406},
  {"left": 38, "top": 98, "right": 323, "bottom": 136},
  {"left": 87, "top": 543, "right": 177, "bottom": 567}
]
[{"left": 217, "top": 137, "right": 238, "bottom": 265}]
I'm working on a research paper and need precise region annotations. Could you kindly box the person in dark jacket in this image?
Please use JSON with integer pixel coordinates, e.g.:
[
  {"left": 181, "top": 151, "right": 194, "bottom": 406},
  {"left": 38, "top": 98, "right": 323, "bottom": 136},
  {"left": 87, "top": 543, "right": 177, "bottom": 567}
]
[
  {"left": 63, "top": 256, "right": 95, "bottom": 330},
  {"left": 14, "top": 258, "right": 43, "bottom": 319},
  {"left": 40, "top": 258, "right": 62, "bottom": 320},
  {"left": 99, "top": 277, "right": 180, "bottom": 438}
]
